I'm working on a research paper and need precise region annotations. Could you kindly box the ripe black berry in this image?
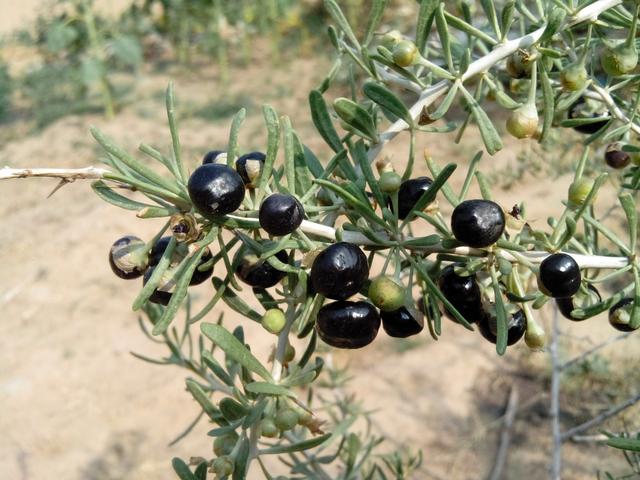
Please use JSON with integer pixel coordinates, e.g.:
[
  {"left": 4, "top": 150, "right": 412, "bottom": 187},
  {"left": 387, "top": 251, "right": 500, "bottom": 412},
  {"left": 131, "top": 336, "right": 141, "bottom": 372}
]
[
  {"left": 310, "top": 242, "right": 369, "bottom": 300},
  {"left": 109, "top": 235, "right": 148, "bottom": 279},
  {"left": 188, "top": 164, "right": 245, "bottom": 217},
  {"left": 143, "top": 267, "right": 174, "bottom": 306},
  {"left": 202, "top": 150, "right": 226, "bottom": 165},
  {"left": 539, "top": 253, "right": 581, "bottom": 298},
  {"left": 608, "top": 298, "right": 638, "bottom": 332},
  {"left": 390, "top": 176, "right": 433, "bottom": 220},
  {"left": 438, "top": 265, "right": 483, "bottom": 323},
  {"left": 555, "top": 284, "right": 601, "bottom": 321},
  {"left": 190, "top": 248, "right": 214, "bottom": 285},
  {"left": 236, "top": 249, "right": 288, "bottom": 288},
  {"left": 604, "top": 143, "right": 630, "bottom": 169},
  {"left": 451, "top": 199, "right": 505, "bottom": 248},
  {"left": 568, "top": 99, "right": 609, "bottom": 134},
  {"left": 235, "top": 151, "right": 266, "bottom": 188},
  {"left": 316, "top": 301, "right": 381, "bottom": 349},
  {"left": 477, "top": 308, "right": 526, "bottom": 346},
  {"left": 259, "top": 194, "right": 305, "bottom": 236},
  {"left": 381, "top": 306, "right": 424, "bottom": 338}
]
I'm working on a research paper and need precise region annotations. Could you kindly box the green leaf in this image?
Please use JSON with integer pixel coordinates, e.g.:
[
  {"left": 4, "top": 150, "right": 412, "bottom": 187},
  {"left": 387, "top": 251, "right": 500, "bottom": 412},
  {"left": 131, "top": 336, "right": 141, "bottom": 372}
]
[
  {"left": 282, "top": 115, "right": 296, "bottom": 193},
  {"left": 132, "top": 236, "right": 176, "bottom": 311},
  {"left": 363, "top": 0, "right": 387, "bottom": 46},
  {"left": 219, "top": 397, "right": 248, "bottom": 421},
  {"left": 201, "top": 350, "right": 235, "bottom": 386},
  {"left": 45, "top": 22, "right": 77, "bottom": 53},
  {"left": 435, "top": 3, "right": 453, "bottom": 71},
  {"left": 227, "top": 108, "right": 247, "bottom": 167},
  {"left": 92, "top": 180, "right": 150, "bottom": 211},
  {"left": 185, "top": 379, "right": 221, "bottom": 420},
  {"left": 619, "top": 193, "right": 637, "bottom": 252},
  {"left": 459, "top": 87, "right": 503, "bottom": 155},
  {"left": 172, "top": 458, "right": 197, "bottom": 480},
  {"left": 166, "top": 82, "right": 187, "bottom": 182},
  {"left": 212, "top": 278, "right": 262, "bottom": 322},
  {"left": 363, "top": 81, "right": 413, "bottom": 126},
  {"left": 333, "top": 97, "right": 379, "bottom": 142},
  {"left": 309, "top": 90, "right": 343, "bottom": 152},
  {"left": 232, "top": 437, "right": 251, "bottom": 480},
  {"left": 539, "top": 61, "right": 554, "bottom": 142},
  {"left": 416, "top": 0, "right": 438, "bottom": 52},
  {"left": 490, "top": 266, "right": 508, "bottom": 355},
  {"left": 539, "top": 8, "right": 566, "bottom": 44},
  {"left": 351, "top": 140, "right": 385, "bottom": 209},
  {"left": 293, "top": 135, "right": 314, "bottom": 196},
  {"left": 607, "top": 436, "right": 640, "bottom": 452},
  {"left": 201, "top": 323, "right": 272, "bottom": 381},
  {"left": 244, "top": 382, "right": 296, "bottom": 397},
  {"left": 314, "top": 178, "right": 387, "bottom": 228},
  {"left": 110, "top": 34, "right": 143, "bottom": 67},
  {"left": 428, "top": 82, "right": 460, "bottom": 120},
  {"left": 255, "top": 105, "right": 281, "bottom": 205},
  {"left": 80, "top": 57, "right": 105, "bottom": 86},
  {"left": 324, "top": 0, "right": 360, "bottom": 48},
  {"left": 260, "top": 433, "right": 331, "bottom": 454}
]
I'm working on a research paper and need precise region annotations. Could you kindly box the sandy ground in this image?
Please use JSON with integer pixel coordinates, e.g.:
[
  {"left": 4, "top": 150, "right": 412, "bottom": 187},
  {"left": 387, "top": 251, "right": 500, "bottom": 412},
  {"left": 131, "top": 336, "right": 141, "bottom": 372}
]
[{"left": 1, "top": 2, "right": 639, "bottom": 480}]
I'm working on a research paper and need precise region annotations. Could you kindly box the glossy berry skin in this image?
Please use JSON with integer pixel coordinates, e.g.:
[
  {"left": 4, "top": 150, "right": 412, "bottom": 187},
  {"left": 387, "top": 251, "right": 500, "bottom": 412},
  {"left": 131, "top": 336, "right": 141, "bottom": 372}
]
[
  {"left": 149, "top": 236, "right": 172, "bottom": 267},
  {"left": 568, "top": 99, "right": 609, "bottom": 134},
  {"left": 316, "top": 301, "right": 381, "bottom": 349},
  {"left": 608, "top": 298, "right": 637, "bottom": 332},
  {"left": 235, "top": 151, "right": 266, "bottom": 187},
  {"left": 142, "top": 267, "right": 173, "bottom": 306},
  {"left": 477, "top": 309, "right": 526, "bottom": 346},
  {"left": 381, "top": 307, "right": 424, "bottom": 338},
  {"left": 539, "top": 253, "right": 581, "bottom": 298},
  {"left": 451, "top": 199, "right": 505, "bottom": 248},
  {"left": 109, "top": 235, "right": 147, "bottom": 279},
  {"left": 310, "top": 242, "right": 369, "bottom": 300},
  {"left": 605, "top": 144, "right": 630, "bottom": 169},
  {"left": 556, "top": 285, "right": 601, "bottom": 322},
  {"left": 236, "top": 250, "right": 288, "bottom": 288},
  {"left": 259, "top": 194, "right": 304, "bottom": 236},
  {"left": 148, "top": 237, "right": 213, "bottom": 285},
  {"left": 438, "top": 265, "right": 483, "bottom": 323},
  {"left": 187, "top": 163, "right": 245, "bottom": 217},
  {"left": 392, "top": 176, "right": 433, "bottom": 220},
  {"left": 202, "top": 150, "right": 226, "bottom": 165}
]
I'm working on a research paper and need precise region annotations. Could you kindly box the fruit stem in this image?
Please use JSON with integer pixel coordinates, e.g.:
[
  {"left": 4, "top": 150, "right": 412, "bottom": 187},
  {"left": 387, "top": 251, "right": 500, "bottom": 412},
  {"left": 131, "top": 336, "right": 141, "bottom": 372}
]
[
  {"left": 624, "top": 3, "right": 640, "bottom": 49},
  {"left": 271, "top": 298, "right": 296, "bottom": 383}
]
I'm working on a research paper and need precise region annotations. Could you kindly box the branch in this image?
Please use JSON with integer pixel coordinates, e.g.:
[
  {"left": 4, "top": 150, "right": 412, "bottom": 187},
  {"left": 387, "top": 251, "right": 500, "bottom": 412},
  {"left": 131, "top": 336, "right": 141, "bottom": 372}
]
[
  {"left": 0, "top": 166, "right": 109, "bottom": 181},
  {"left": 561, "top": 331, "right": 635, "bottom": 370},
  {"left": 550, "top": 306, "right": 563, "bottom": 480},
  {"left": 589, "top": 84, "right": 640, "bottom": 136},
  {"left": 561, "top": 392, "right": 640, "bottom": 441},
  {"left": 489, "top": 386, "right": 519, "bottom": 480}
]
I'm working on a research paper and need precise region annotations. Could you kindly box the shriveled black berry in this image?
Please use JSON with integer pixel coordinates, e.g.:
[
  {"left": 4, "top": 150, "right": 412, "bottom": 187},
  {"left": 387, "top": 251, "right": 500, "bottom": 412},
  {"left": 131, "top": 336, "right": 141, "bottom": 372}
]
[
  {"left": 259, "top": 194, "right": 304, "bottom": 236},
  {"left": 388, "top": 176, "right": 433, "bottom": 220},
  {"left": 109, "top": 235, "right": 148, "bottom": 279},
  {"left": 438, "top": 264, "right": 483, "bottom": 323},
  {"left": 608, "top": 298, "right": 638, "bottom": 332},
  {"left": 148, "top": 236, "right": 213, "bottom": 286},
  {"left": 451, "top": 200, "right": 505, "bottom": 248},
  {"left": 604, "top": 143, "right": 630, "bottom": 169},
  {"left": 556, "top": 284, "right": 601, "bottom": 321},
  {"left": 381, "top": 306, "right": 424, "bottom": 338},
  {"left": 235, "top": 151, "right": 266, "bottom": 188},
  {"left": 143, "top": 267, "right": 173, "bottom": 306},
  {"left": 316, "top": 301, "right": 381, "bottom": 349},
  {"left": 477, "top": 309, "right": 526, "bottom": 346},
  {"left": 236, "top": 249, "right": 288, "bottom": 288},
  {"left": 202, "top": 150, "right": 226, "bottom": 165},
  {"left": 149, "top": 237, "right": 172, "bottom": 267},
  {"left": 568, "top": 98, "right": 609, "bottom": 134},
  {"left": 310, "top": 242, "right": 369, "bottom": 300},
  {"left": 539, "top": 253, "right": 581, "bottom": 298},
  {"left": 188, "top": 164, "right": 245, "bottom": 217}
]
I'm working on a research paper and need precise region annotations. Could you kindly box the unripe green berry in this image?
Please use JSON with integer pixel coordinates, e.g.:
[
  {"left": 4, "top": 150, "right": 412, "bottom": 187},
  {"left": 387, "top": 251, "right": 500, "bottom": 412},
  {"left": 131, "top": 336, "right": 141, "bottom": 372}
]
[
  {"left": 259, "top": 418, "right": 279, "bottom": 438},
  {"left": 560, "top": 62, "right": 588, "bottom": 91},
  {"left": 381, "top": 30, "right": 403, "bottom": 51},
  {"left": 284, "top": 344, "right": 296, "bottom": 363},
  {"left": 213, "top": 433, "right": 238, "bottom": 456},
  {"left": 261, "top": 308, "right": 286, "bottom": 335},
  {"left": 368, "top": 276, "right": 405, "bottom": 312},
  {"left": 524, "top": 317, "right": 546, "bottom": 351},
  {"left": 568, "top": 177, "right": 596, "bottom": 208},
  {"left": 601, "top": 43, "right": 638, "bottom": 77},
  {"left": 392, "top": 40, "right": 418, "bottom": 67},
  {"left": 275, "top": 407, "right": 299, "bottom": 431},
  {"left": 506, "top": 103, "right": 539, "bottom": 139},
  {"left": 212, "top": 456, "right": 234, "bottom": 477},
  {"left": 378, "top": 171, "right": 402, "bottom": 194}
]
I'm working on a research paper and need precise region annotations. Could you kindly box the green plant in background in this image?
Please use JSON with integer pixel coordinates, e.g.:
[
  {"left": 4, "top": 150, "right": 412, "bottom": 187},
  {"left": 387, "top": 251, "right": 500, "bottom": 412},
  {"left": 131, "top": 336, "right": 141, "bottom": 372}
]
[
  {"left": 3, "top": 0, "right": 640, "bottom": 479},
  {"left": 0, "top": 58, "right": 11, "bottom": 120}
]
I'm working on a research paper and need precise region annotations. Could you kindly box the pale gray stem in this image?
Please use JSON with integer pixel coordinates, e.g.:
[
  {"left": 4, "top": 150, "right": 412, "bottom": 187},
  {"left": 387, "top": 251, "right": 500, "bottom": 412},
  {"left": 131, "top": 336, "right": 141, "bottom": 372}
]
[
  {"left": 489, "top": 386, "right": 520, "bottom": 480},
  {"left": 561, "top": 332, "right": 634, "bottom": 370},
  {"left": 0, "top": 166, "right": 109, "bottom": 180},
  {"left": 550, "top": 305, "right": 563, "bottom": 480}
]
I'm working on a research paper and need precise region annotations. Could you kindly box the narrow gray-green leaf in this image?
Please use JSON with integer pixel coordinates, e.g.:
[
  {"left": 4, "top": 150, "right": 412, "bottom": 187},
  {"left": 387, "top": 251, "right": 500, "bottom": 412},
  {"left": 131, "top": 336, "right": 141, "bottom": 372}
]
[
  {"left": 201, "top": 323, "right": 273, "bottom": 381},
  {"left": 245, "top": 381, "right": 296, "bottom": 397},
  {"left": 92, "top": 180, "right": 150, "bottom": 211},
  {"left": 255, "top": 105, "right": 280, "bottom": 205},
  {"left": 212, "top": 278, "right": 262, "bottom": 322},
  {"left": 260, "top": 433, "right": 331, "bottom": 454},
  {"left": 172, "top": 458, "right": 197, "bottom": 480},
  {"left": 363, "top": 81, "right": 412, "bottom": 125},
  {"left": 166, "top": 82, "right": 187, "bottom": 182},
  {"left": 459, "top": 87, "right": 503, "bottom": 155},
  {"left": 227, "top": 108, "right": 247, "bottom": 167},
  {"left": 324, "top": 0, "right": 360, "bottom": 48},
  {"left": 185, "top": 379, "right": 220, "bottom": 420},
  {"left": 309, "top": 90, "right": 343, "bottom": 153},
  {"left": 539, "top": 61, "right": 554, "bottom": 142},
  {"left": 333, "top": 97, "right": 379, "bottom": 142},
  {"left": 282, "top": 116, "right": 296, "bottom": 193},
  {"left": 416, "top": 0, "right": 438, "bottom": 52},
  {"left": 363, "top": 0, "right": 387, "bottom": 46}
]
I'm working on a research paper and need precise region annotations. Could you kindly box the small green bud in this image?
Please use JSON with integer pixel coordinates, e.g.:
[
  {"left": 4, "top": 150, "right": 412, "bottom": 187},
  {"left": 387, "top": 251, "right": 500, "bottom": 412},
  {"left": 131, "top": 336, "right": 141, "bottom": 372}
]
[
  {"left": 392, "top": 40, "right": 418, "bottom": 67},
  {"left": 601, "top": 43, "right": 638, "bottom": 77},
  {"left": 261, "top": 308, "right": 286, "bottom": 335},
  {"left": 368, "top": 276, "right": 405, "bottom": 312},
  {"left": 506, "top": 103, "right": 539, "bottom": 139},
  {"left": 560, "top": 62, "right": 588, "bottom": 91},
  {"left": 211, "top": 456, "right": 234, "bottom": 477},
  {"left": 275, "top": 407, "right": 299, "bottom": 431},
  {"left": 568, "top": 177, "right": 596, "bottom": 208},
  {"left": 259, "top": 418, "right": 279, "bottom": 438},
  {"left": 213, "top": 432, "right": 238, "bottom": 456},
  {"left": 378, "top": 171, "right": 402, "bottom": 194},
  {"left": 381, "top": 30, "right": 403, "bottom": 51}
]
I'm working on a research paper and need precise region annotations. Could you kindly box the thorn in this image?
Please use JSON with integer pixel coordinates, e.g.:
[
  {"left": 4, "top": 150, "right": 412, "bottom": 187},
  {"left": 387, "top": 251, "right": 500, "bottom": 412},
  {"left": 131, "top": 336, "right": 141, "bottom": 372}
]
[{"left": 47, "top": 178, "right": 72, "bottom": 198}]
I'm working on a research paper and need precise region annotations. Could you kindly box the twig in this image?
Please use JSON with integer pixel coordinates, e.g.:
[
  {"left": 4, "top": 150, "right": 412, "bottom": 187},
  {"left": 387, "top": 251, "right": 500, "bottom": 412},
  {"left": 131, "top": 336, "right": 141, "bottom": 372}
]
[
  {"left": 550, "top": 305, "right": 563, "bottom": 480},
  {"left": 489, "top": 386, "right": 520, "bottom": 480},
  {"left": 561, "top": 392, "right": 640, "bottom": 442},
  {"left": 561, "top": 332, "right": 635, "bottom": 370},
  {"left": 569, "top": 431, "right": 640, "bottom": 443},
  {"left": 0, "top": 166, "right": 109, "bottom": 180}
]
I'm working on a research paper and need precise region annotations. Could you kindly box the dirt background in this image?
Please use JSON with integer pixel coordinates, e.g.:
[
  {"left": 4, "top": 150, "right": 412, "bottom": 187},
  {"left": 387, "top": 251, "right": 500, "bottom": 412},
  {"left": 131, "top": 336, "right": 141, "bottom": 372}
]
[{"left": 1, "top": 2, "right": 639, "bottom": 479}]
